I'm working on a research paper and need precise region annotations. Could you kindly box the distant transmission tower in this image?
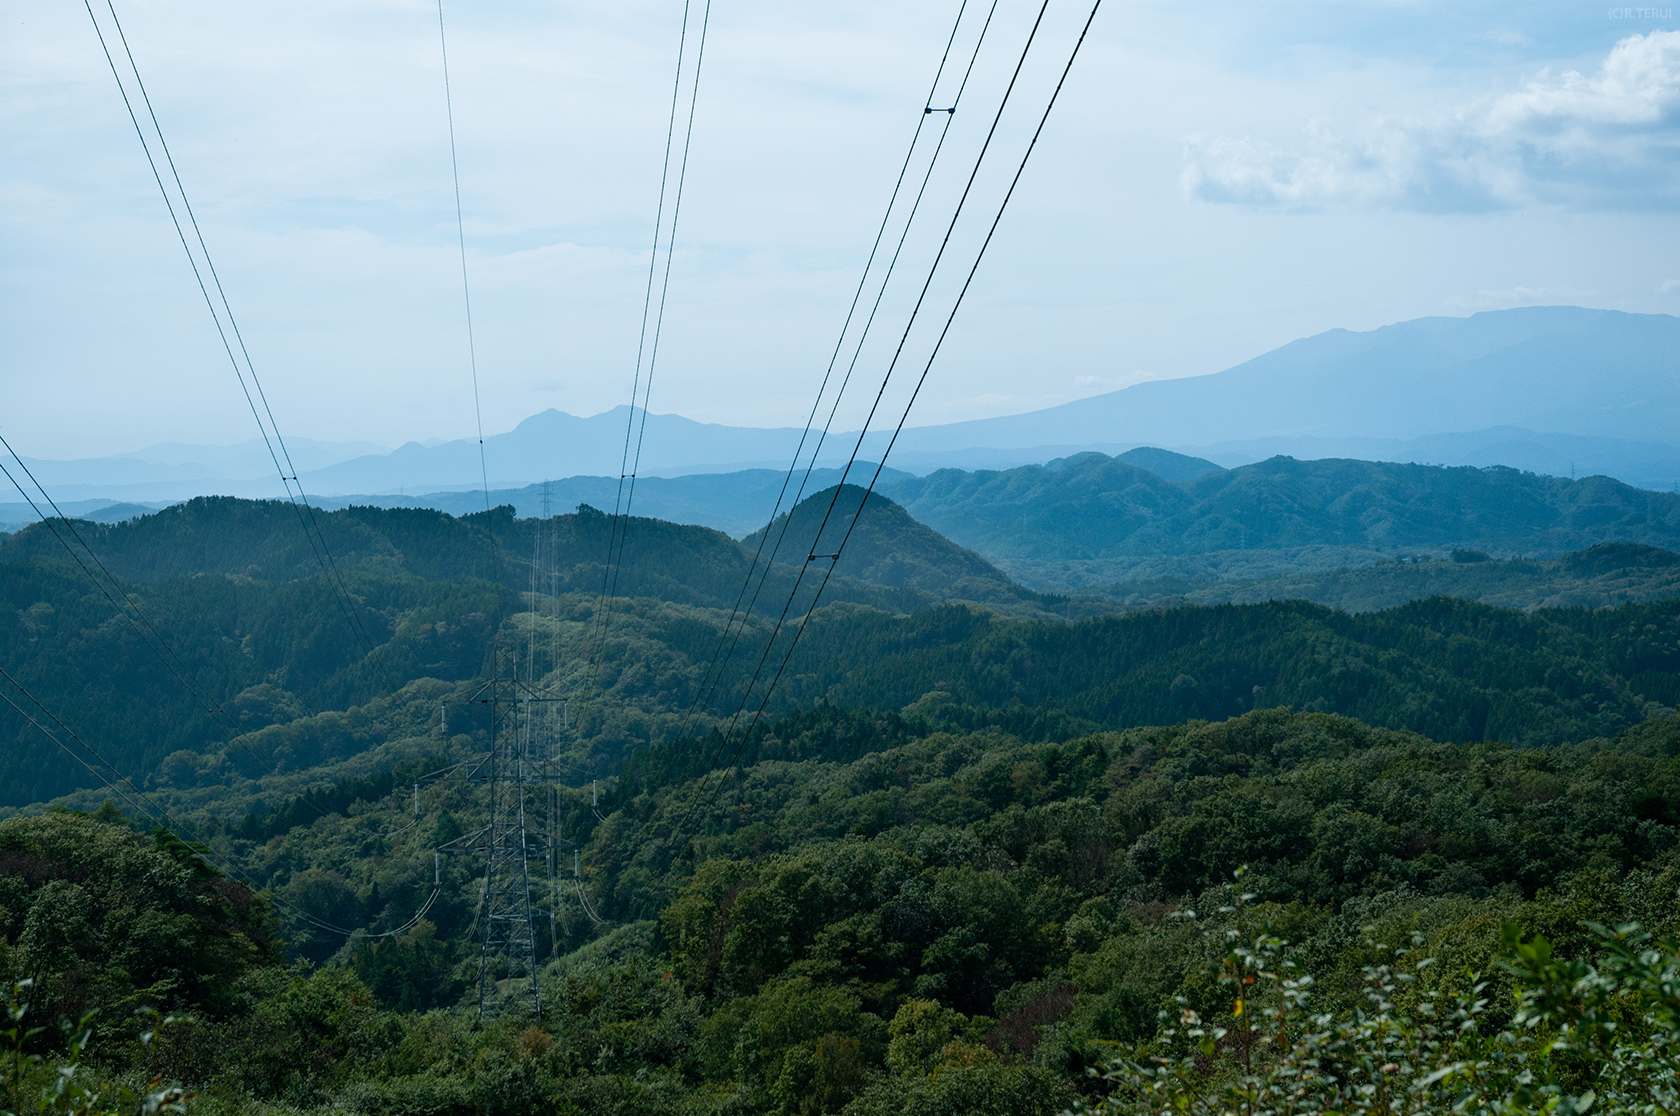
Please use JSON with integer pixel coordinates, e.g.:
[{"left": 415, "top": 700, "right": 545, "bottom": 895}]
[
  {"left": 441, "top": 652, "right": 564, "bottom": 1019},
  {"left": 433, "top": 498, "right": 583, "bottom": 1018},
  {"left": 475, "top": 667, "right": 538, "bottom": 1017}
]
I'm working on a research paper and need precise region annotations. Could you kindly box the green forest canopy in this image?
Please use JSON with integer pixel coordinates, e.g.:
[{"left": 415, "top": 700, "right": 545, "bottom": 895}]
[
  {"left": 7, "top": 497, "right": 1680, "bottom": 808},
  {"left": 6, "top": 706, "right": 1680, "bottom": 1114},
  {"left": 6, "top": 495, "right": 1680, "bottom": 1112}
]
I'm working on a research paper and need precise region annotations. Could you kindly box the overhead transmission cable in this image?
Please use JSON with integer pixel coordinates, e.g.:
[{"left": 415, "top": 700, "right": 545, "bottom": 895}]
[
  {"left": 600, "top": 0, "right": 712, "bottom": 612},
  {"left": 36, "top": 0, "right": 501, "bottom": 945},
  {"left": 585, "top": 0, "right": 713, "bottom": 672},
  {"left": 674, "top": 0, "right": 1104, "bottom": 838},
  {"left": 436, "top": 0, "right": 492, "bottom": 513},
  {"left": 432, "top": 2, "right": 569, "bottom": 999},
  {"left": 81, "top": 0, "right": 380, "bottom": 662},
  {"left": 0, "top": 666, "right": 178, "bottom": 835},
  {"left": 695, "top": 0, "right": 1105, "bottom": 820},
  {"left": 432, "top": 0, "right": 513, "bottom": 641},
  {"left": 66, "top": 0, "right": 472, "bottom": 927},
  {"left": 672, "top": 0, "right": 1053, "bottom": 811},
  {"left": 668, "top": 0, "right": 999, "bottom": 750}
]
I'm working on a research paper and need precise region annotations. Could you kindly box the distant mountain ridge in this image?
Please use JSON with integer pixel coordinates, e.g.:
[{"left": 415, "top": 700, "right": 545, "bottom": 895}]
[
  {"left": 12, "top": 438, "right": 390, "bottom": 501},
  {"left": 14, "top": 307, "right": 1680, "bottom": 503},
  {"left": 0, "top": 491, "right": 1039, "bottom": 619},
  {"left": 17, "top": 452, "right": 1680, "bottom": 600},
  {"left": 896, "top": 306, "right": 1680, "bottom": 452},
  {"left": 1188, "top": 427, "right": 1680, "bottom": 486},
  {"left": 270, "top": 308, "right": 1680, "bottom": 495},
  {"left": 885, "top": 452, "right": 1680, "bottom": 589},
  {"left": 312, "top": 466, "right": 915, "bottom": 538}
]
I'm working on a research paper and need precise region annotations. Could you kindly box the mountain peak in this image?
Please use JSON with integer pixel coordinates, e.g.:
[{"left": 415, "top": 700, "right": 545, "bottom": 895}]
[{"left": 745, "top": 485, "right": 1022, "bottom": 600}]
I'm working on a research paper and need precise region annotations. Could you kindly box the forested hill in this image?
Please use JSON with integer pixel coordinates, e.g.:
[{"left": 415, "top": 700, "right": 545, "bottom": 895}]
[
  {"left": 1102, "top": 541, "right": 1680, "bottom": 614},
  {"left": 1109, "top": 445, "right": 1222, "bottom": 481},
  {"left": 0, "top": 494, "right": 1034, "bottom": 805},
  {"left": 761, "top": 595, "right": 1680, "bottom": 747},
  {"left": 9, "top": 492, "right": 1680, "bottom": 809},
  {"left": 0, "top": 494, "right": 1016, "bottom": 614},
  {"left": 742, "top": 484, "right": 1027, "bottom": 603},
  {"left": 9, "top": 555, "right": 1680, "bottom": 807},
  {"left": 884, "top": 453, "right": 1680, "bottom": 569},
  {"left": 1, "top": 496, "right": 728, "bottom": 594}
]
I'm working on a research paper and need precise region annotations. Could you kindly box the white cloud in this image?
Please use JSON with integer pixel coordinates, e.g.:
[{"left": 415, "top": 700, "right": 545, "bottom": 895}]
[
  {"left": 1182, "top": 31, "right": 1680, "bottom": 211},
  {"left": 1490, "top": 30, "right": 1680, "bottom": 129},
  {"left": 1661, "top": 278, "right": 1680, "bottom": 294}
]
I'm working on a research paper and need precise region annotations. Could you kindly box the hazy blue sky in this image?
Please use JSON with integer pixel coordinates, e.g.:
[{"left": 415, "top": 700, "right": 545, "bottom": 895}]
[{"left": 4, "top": 0, "right": 1678, "bottom": 460}]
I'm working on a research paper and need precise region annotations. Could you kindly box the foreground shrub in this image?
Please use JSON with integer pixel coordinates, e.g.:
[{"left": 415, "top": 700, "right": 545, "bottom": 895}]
[{"left": 1077, "top": 874, "right": 1680, "bottom": 1115}]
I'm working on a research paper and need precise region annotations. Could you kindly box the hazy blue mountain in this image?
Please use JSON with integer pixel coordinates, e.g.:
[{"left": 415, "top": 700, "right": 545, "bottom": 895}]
[
  {"left": 317, "top": 456, "right": 1212, "bottom": 539},
  {"left": 0, "top": 498, "right": 166, "bottom": 534},
  {"left": 220, "top": 307, "right": 1680, "bottom": 496},
  {"left": 0, "top": 451, "right": 1206, "bottom": 542},
  {"left": 884, "top": 451, "right": 1680, "bottom": 589},
  {"left": 113, "top": 438, "right": 392, "bottom": 472},
  {"left": 10, "top": 438, "right": 389, "bottom": 501},
  {"left": 297, "top": 410, "right": 1232, "bottom": 498},
  {"left": 17, "top": 307, "right": 1679, "bottom": 504},
  {"left": 1190, "top": 427, "right": 1680, "bottom": 492},
  {"left": 317, "top": 465, "right": 912, "bottom": 537},
  {"left": 316, "top": 455, "right": 1213, "bottom": 539},
  {"left": 1113, "top": 446, "right": 1224, "bottom": 481},
  {"left": 79, "top": 501, "right": 162, "bottom": 524},
  {"left": 894, "top": 307, "right": 1680, "bottom": 453},
  {"left": 298, "top": 407, "right": 822, "bottom": 495},
  {"left": 5, "top": 412, "right": 826, "bottom": 503}
]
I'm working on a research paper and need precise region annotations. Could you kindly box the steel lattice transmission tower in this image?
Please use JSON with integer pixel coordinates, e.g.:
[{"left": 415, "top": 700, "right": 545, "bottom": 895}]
[
  {"left": 445, "top": 652, "right": 566, "bottom": 1020},
  {"left": 438, "top": 513, "right": 573, "bottom": 1020},
  {"left": 476, "top": 671, "right": 540, "bottom": 1018}
]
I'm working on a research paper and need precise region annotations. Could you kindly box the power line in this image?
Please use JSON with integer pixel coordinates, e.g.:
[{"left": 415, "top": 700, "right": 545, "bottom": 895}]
[
  {"left": 586, "top": 4, "right": 694, "bottom": 671},
  {"left": 670, "top": 0, "right": 1000, "bottom": 749},
  {"left": 603, "top": 0, "right": 713, "bottom": 600},
  {"left": 701, "top": 0, "right": 1105, "bottom": 824},
  {"left": 47, "top": 0, "right": 523, "bottom": 948},
  {"left": 101, "top": 0, "right": 368, "bottom": 635},
  {"left": 435, "top": 0, "right": 491, "bottom": 513},
  {"left": 430, "top": 0, "right": 509, "bottom": 613},
  {"left": 429, "top": 0, "right": 555, "bottom": 1016},
  {"left": 674, "top": 0, "right": 1055, "bottom": 822},
  {"left": 81, "top": 0, "right": 381, "bottom": 663},
  {"left": 0, "top": 668, "right": 162, "bottom": 829},
  {"left": 676, "top": 0, "right": 1104, "bottom": 839},
  {"left": 586, "top": 0, "right": 713, "bottom": 674}
]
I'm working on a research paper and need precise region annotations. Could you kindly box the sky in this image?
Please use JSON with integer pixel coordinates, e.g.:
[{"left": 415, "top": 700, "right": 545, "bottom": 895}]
[{"left": 3, "top": 0, "right": 1679, "bottom": 461}]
